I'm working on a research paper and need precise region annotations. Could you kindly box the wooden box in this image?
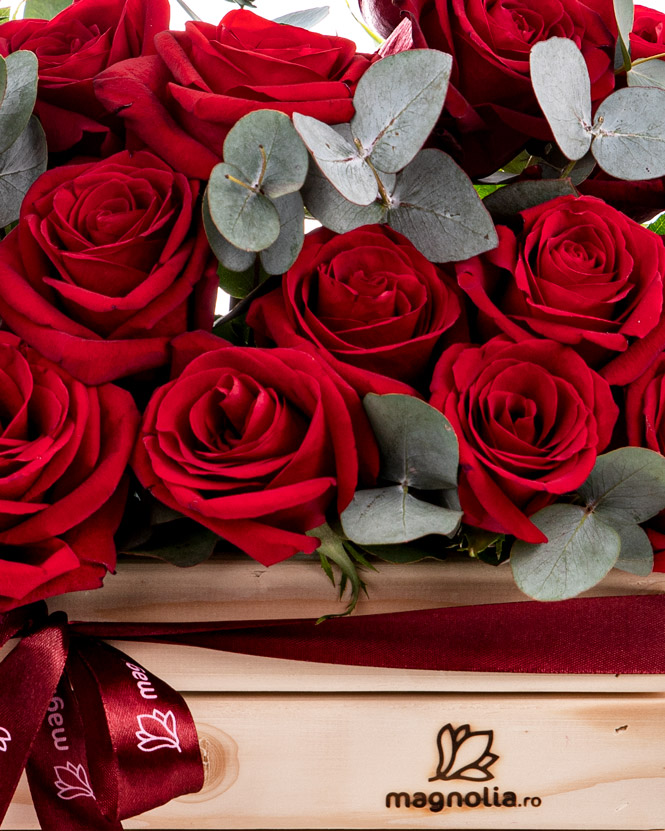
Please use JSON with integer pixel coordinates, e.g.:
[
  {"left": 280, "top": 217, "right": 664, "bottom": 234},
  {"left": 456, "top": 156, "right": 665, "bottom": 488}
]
[{"left": 3, "top": 555, "right": 665, "bottom": 830}]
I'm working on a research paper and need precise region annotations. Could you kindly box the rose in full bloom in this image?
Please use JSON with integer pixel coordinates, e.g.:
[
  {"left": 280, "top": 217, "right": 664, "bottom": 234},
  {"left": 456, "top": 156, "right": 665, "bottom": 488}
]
[
  {"left": 360, "top": 0, "right": 615, "bottom": 176},
  {"left": 94, "top": 9, "right": 370, "bottom": 179},
  {"left": 132, "top": 332, "right": 379, "bottom": 565},
  {"left": 0, "top": 332, "right": 139, "bottom": 612},
  {"left": 631, "top": 4, "right": 665, "bottom": 59},
  {"left": 0, "top": 150, "right": 218, "bottom": 386},
  {"left": 625, "top": 354, "right": 665, "bottom": 572},
  {"left": 246, "top": 225, "right": 468, "bottom": 396},
  {"left": 430, "top": 336, "right": 618, "bottom": 542},
  {"left": 455, "top": 195, "right": 665, "bottom": 386},
  {"left": 0, "top": 0, "right": 170, "bottom": 154}
]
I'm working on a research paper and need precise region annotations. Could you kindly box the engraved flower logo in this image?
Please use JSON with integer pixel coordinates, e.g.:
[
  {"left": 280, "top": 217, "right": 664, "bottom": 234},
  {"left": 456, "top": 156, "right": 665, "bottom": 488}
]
[
  {"left": 0, "top": 726, "right": 11, "bottom": 752},
  {"left": 136, "top": 709, "right": 181, "bottom": 753},
  {"left": 54, "top": 762, "right": 95, "bottom": 800},
  {"left": 429, "top": 723, "right": 499, "bottom": 782}
]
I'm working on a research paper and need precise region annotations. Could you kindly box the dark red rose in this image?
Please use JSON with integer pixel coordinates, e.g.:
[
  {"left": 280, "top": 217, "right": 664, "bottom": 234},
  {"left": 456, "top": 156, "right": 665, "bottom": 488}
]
[
  {"left": 456, "top": 195, "right": 665, "bottom": 386},
  {"left": 131, "top": 332, "right": 379, "bottom": 565},
  {"left": 94, "top": 9, "right": 370, "bottom": 180},
  {"left": 0, "top": 0, "right": 170, "bottom": 154},
  {"left": 430, "top": 336, "right": 618, "bottom": 542},
  {"left": 579, "top": 171, "right": 665, "bottom": 224},
  {"left": 631, "top": 4, "right": 665, "bottom": 59},
  {"left": 0, "top": 332, "right": 139, "bottom": 612},
  {"left": 0, "top": 150, "right": 218, "bottom": 386},
  {"left": 247, "top": 225, "right": 467, "bottom": 396},
  {"left": 360, "top": 0, "right": 615, "bottom": 177}
]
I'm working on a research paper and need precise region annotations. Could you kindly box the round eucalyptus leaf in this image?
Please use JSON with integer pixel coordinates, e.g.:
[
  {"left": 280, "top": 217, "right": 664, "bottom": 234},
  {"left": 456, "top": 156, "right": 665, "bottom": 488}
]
[
  {"left": 202, "top": 192, "right": 256, "bottom": 273},
  {"left": 0, "top": 57, "right": 7, "bottom": 113},
  {"left": 223, "top": 109, "right": 308, "bottom": 199},
  {"left": 207, "top": 162, "right": 280, "bottom": 251},
  {"left": 388, "top": 149, "right": 498, "bottom": 262},
  {"left": 627, "top": 59, "right": 665, "bottom": 91},
  {"left": 612, "top": 523, "right": 654, "bottom": 576},
  {"left": 483, "top": 179, "right": 578, "bottom": 218},
  {"left": 301, "top": 160, "right": 387, "bottom": 232},
  {"left": 363, "top": 393, "right": 459, "bottom": 489},
  {"left": 614, "top": 0, "right": 634, "bottom": 70},
  {"left": 351, "top": 49, "right": 452, "bottom": 174},
  {"left": 530, "top": 38, "right": 592, "bottom": 162},
  {"left": 259, "top": 191, "right": 305, "bottom": 275},
  {"left": 592, "top": 87, "right": 665, "bottom": 180},
  {"left": 293, "top": 112, "right": 378, "bottom": 205},
  {"left": 0, "top": 116, "right": 47, "bottom": 227},
  {"left": 511, "top": 504, "right": 621, "bottom": 602},
  {"left": 340, "top": 486, "right": 463, "bottom": 545},
  {"left": 0, "top": 51, "right": 39, "bottom": 155},
  {"left": 273, "top": 6, "right": 329, "bottom": 27},
  {"left": 576, "top": 446, "right": 665, "bottom": 526}
]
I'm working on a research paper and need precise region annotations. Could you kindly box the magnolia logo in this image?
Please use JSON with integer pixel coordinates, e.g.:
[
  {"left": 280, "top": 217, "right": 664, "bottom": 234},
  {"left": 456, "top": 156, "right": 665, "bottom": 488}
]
[
  {"left": 0, "top": 726, "right": 11, "bottom": 752},
  {"left": 54, "top": 763, "right": 95, "bottom": 800},
  {"left": 429, "top": 724, "right": 499, "bottom": 782},
  {"left": 136, "top": 709, "right": 181, "bottom": 753}
]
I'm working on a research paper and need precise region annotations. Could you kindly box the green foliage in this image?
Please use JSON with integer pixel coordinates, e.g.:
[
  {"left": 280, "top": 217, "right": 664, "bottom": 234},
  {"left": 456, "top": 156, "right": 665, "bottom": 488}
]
[
  {"left": 0, "top": 116, "right": 47, "bottom": 227},
  {"left": 273, "top": 7, "right": 330, "bottom": 28},
  {"left": 311, "top": 523, "right": 374, "bottom": 620},
  {"left": 23, "top": 0, "right": 71, "bottom": 18}
]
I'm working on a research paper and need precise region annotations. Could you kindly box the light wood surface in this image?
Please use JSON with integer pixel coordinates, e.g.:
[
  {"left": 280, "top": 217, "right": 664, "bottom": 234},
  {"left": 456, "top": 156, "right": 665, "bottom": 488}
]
[{"left": 5, "top": 692, "right": 665, "bottom": 830}]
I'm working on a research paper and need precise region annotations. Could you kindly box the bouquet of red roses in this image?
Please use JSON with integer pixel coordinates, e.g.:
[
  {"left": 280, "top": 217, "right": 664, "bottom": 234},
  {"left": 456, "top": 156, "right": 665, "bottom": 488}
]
[{"left": 2, "top": 0, "right": 665, "bottom": 619}]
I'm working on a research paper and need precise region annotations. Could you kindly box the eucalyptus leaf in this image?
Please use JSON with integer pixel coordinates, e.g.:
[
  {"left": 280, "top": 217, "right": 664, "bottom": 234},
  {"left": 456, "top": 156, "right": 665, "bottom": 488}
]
[
  {"left": 223, "top": 109, "right": 308, "bottom": 199},
  {"left": 131, "top": 520, "right": 219, "bottom": 568},
  {"left": 0, "top": 51, "right": 39, "bottom": 155},
  {"left": 341, "top": 486, "right": 463, "bottom": 545},
  {"left": 23, "top": 0, "right": 71, "bottom": 17},
  {"left": 530, "top": 38, "right": 592, "bottom": 162},
  {"left": 359, "top": 541, "right": 447, "bottom": 563},
  {"left": 273, "top": 6, "right": 329, "bottom": 28},
  {"left": 0, "top": 116, "right": 47, "bottom": 227},
  {"left": 388, "top": 149, "right": 498, "bottom": 262},
  {"left": 483, "top": 179, "right": 577, "bottom": 218},
  {"left": 627, "top": 59, "right": 665, "bottom": 91},
  {"left": 293, "top": 112, "right": 378, "bottom": 205},
  {"left": 577, "top": 447, "right": 665, "bottom": 526},
  {"left": 202, "top": 192, "right": 256, "bottom": 273},
  {"left": 511, "top": 504, "right": 621, "bottom": 602},
  {"left": 351, "top": 49, "right": 452, "bottom": 174},
  {"left": 301, "top": 160, "right": 387, "bottom": 233},
  {"left": 207, "top": 162, "right": 280, "bottom": 251},
  {"left": 592, "top": 87, "right": 665, "bottom": 180},
  {"left": 259, "top": 191, "right": 305, "bottom": 274},
  {"left": 614, "top": 0, "right": 634, "bottom": 71},
  {"left": 611, "top": 523, "right": 654, "bottom": 576},
  {"left": 0, "top": 58, "right": 6, "bottom": 109},
  {"left": 364, "top": 393, "right": 459, "bottom": 489}
]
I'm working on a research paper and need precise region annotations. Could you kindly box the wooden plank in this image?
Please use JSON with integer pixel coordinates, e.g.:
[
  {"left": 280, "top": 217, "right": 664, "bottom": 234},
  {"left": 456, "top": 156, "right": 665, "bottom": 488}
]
[{"left": 5, "top": 692, "right": 665, "bottom": 830}]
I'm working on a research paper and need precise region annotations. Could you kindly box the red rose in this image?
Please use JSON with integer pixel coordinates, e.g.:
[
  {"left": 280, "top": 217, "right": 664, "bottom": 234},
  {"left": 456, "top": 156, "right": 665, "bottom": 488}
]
[
  {"left": 131, "top": 332, "right": 379, "bottom": 565},
  {"left": 625, "top": 353, "right": 665, "bottom": 572},
  {"left": 246, "top": 226, "right": 467, "bottom": 396},
  {"left": 360, "top": 0, "right": 615, "bottom": 176},
  {"left": 0, "top": 332, "right": 139, "bottom": 612},
  {"left": 94, "top": 9, "right": 370, "bottom": 179},
  {"left": 631, "top": 4, "right": 665, "bottom": 59},
  {"left": 0, "top": 0, "right": 170, "bottom": 154},
  {"left": 456, "top": 195, "right": 665, "bottom": 386},
  {"left": 0, "top": 150, "right": 218, "bottom": 386},
  {"left": 430, "top": 337, "right": 618, "bottom": 542}
]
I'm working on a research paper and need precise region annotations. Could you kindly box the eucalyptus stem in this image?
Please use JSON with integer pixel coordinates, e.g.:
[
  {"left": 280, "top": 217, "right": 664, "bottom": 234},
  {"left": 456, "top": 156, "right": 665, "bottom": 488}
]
[{"left": 174, "top": 0, "right": 201, "bottom": 21}]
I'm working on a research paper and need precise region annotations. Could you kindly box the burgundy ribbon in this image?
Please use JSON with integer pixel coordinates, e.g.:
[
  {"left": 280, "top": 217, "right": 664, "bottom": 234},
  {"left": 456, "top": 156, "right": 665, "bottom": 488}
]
[{"left": 2, "top": 594, "right": 664, "bottom": 829}]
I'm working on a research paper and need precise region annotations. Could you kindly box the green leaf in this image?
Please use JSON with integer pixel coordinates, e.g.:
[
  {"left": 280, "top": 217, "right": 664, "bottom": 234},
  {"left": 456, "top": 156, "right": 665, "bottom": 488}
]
[
  {"left": 207, "top": 162, "right": 280, "bottom": 251},
  {"left": 364, "top": 393, "right": 458, "bottom": 489},
  {"left": 300, "top": 159, "right": 387, "bottom": 233},
  {"left": 0, "top": 8, "right": 9, "bottom": 24},
  {"left": 23, "top": 0, "right": 71, "bottom": 18},
  {"left": 259, "top": 191, "right": 305, "bottom": 275},
  {"left": 202, "top": 192, "right": 256, "bottom": 273},
  {"left": 627, "top": 59, "right": 665, "bottom": 90},
  {"left": 388, "top": 149, "right": 498, "bottom": 262},
  {"left": 293, "top": 112, "right": 378, "bottom": 205},
  {"left": 474, "top": 183, "right": 504, "bottom": 199},
  {"left": 614, "top": 0, "right": 634, "bottom": 72},
  {"left": 510, "top": 504, "right": 621, "bottom": 602},
  {"left": 0, "top": 51, "right": 39, "bottom": 155},
  {"left": 351, "top": 49, "right": 452, "bottom": 174},
  {"left": 576, "top": 447, "right": 665, "bottom": 527},
  {"left": 359, "top": 540, "right": 448, "bottom": 563},
  {"left": 273, "top": 6, "right": 329, "bottom": 28},
  {"left": 310, "top": 523, "right": 369, "bottom": 620},
  {"left": 0, "top": 116, "right": 47, "bottom": 227},
  {"left": 216, "top": 261, "right": 260, "bottom": 300},
  {"left": 223, "top": 109, "right": 308, "bottom": 199},
  {"left": 530, "top": 38, "right": 592, "bottom": 162},
  {"left": 483, "top": 179, "right": 578, "bottom": 218},
  {"left": 591, "top": 87, "right": 665, "bottom": 180},
  {"left": 129, "top": 519, "right": 219, "bottom": 568},
  {"left": 341, "top": 486, "right": 463, "bottom": 545},
  {"left": 611, "top": 523, "right": 654, "bottom": 576},
  {"left": 646, "top": 212, "right": 665, "bottom": 235}
]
